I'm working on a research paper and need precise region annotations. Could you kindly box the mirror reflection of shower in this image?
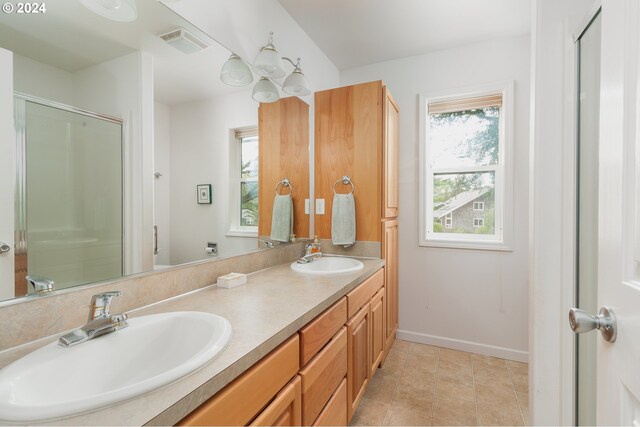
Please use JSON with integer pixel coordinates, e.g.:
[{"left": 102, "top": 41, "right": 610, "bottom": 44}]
[{"left": 14, "top": 94, "right": 123, "bottom": 297}]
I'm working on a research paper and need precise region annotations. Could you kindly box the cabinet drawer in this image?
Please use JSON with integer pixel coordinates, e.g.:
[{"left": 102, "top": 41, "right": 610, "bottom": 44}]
[
  {"left": 179, "top": 335, "right": 300, "bottom": 426},
  {"left": 250, "top": 376, "right": 301, "bottom": 426},
  {"left": 299, "top": 327, "right": 348, "bottom": 426},
  {"left": 313, "top": 377, "right": 347, "bottom": 426},
  {"left": 346, "top": 269, "right": 384, "bottom": 318},
  {"left": 299, "top": 297, "right": 347, "bottom": 366}
]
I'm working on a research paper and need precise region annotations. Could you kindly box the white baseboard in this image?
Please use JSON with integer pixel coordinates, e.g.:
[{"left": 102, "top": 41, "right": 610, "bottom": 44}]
[{"left": 397, "top": 329, "right": 529, "bottom": 363}]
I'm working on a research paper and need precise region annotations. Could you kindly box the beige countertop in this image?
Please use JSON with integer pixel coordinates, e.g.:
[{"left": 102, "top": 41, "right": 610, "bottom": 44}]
[{"left": 0, "top": 257, "right": 384, "bottom": 426}]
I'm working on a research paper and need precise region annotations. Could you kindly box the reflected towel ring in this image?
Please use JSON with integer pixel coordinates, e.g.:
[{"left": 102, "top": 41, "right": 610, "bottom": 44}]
[
  {"left": 275, "top": 178, "right": 292, "bottom": 195},
  {"left": 333, "top": 175, "right": 355, "bottom": 195}
]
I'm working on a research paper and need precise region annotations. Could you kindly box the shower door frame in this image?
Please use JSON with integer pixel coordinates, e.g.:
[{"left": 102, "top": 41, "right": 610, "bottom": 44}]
[{"left": 13, "top": 92, "right": 126, "bottom": 296}]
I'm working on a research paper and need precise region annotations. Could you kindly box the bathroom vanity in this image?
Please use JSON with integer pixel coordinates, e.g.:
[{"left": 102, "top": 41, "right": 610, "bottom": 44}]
[{"left": 0, "top": 256, "right": 388, "bottom": 425}]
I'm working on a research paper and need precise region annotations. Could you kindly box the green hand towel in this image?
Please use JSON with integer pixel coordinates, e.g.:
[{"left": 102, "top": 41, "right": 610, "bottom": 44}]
[
  {"left": 332, "top": 193, "right": 356, "bottom": 246},
  {"left": 270, "top": 194, "right": 293, "bottom": 242}
]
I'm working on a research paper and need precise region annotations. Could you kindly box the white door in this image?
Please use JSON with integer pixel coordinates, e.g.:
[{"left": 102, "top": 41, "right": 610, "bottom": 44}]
[
  {"left": 0, "top": 48, "right": 14, "bottom": 300},
  {"left": 572, "top": 0, "right": 640, "bottom": 424}
]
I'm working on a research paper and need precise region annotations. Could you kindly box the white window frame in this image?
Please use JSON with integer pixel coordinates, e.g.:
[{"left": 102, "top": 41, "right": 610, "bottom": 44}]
[
  {"left": 473, "top": 201, "right": 485, "bottom": 211},
  {"left": 418, "top": 81, "right": 514, "bottom": 251},
  {"left": 227, "top": 127, "right": 259, "bottom": 238},
  {"left": 473, "top": 218, "right": 485, "bottom": 228}
]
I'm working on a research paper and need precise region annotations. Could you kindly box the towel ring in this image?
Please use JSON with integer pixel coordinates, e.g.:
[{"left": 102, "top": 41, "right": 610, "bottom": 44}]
[
  {"left": 275, "top": 178, "right": 292, "bottom": 195},
  {"left": 333, "top": 175, "right": 355, "bottom": 195}
]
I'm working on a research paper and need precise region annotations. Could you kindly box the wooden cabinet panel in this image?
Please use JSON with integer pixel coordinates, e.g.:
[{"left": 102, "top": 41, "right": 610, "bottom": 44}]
[
  {"left": 370, "top": 287, "right": 385, "bottom": 376},
  {"left": 179, "top": 335, "right": 300, "bottom": 426},
  {"left": 258, "top": 97, "right": 310, "bottom": 240},
  {"left": 382, "top": 86, "right": 399, "bottom": 219},
  {"left": 299, "top": 327, "right": 347, "bottom": 426},
  {"left": 251, "top": 376, "right": 302, "bottom": 426},
  {"left": 314, "top": 81, "right": 383, "bottom": 242},
  {"left": 346, "top": 268, "right": 384, "bottom": 318},
  {"left": 382, "top": 220, "right": 399, "bottom": 356},
  {"left": 299, "top": 297, "right": 347, "bottom": 366},
  {"left": 346, "top": 304, "right": 371, "bottom": 421},
  {"left": 313, "top": 377, "right": 347, "bottom": 427}
]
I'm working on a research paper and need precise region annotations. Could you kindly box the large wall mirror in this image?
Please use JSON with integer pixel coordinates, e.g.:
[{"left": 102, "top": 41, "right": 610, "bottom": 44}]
[{"left": 0, "top": 0, "right": 311, "bottom": 303}]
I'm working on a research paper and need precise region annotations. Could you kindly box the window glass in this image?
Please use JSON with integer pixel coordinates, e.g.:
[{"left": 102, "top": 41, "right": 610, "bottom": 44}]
[{"left": 429, "top": 107, "right": 499, "bottom": 169}]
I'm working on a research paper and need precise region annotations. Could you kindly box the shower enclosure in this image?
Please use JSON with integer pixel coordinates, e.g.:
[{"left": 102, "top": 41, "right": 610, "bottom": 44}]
[{"left": 14, "top": 94, "right": 124, "bottom": 296}]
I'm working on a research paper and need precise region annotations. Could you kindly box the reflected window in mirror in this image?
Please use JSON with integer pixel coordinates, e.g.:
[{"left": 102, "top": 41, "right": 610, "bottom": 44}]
[{"left": 228, "top": 127, "right": 259, "bottom": 237}]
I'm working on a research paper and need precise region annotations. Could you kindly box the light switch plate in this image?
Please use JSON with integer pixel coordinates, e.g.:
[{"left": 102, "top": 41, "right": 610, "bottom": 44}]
[
  {"left": 316, "top": 199, "right": 325, "bottom": 215},
  {"left": 305, "top": 199, "right": 310, "bottom": 214}
]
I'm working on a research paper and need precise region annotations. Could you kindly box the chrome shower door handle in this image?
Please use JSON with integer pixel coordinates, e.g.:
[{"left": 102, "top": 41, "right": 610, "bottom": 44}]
[
  {"left": 569, "top": 306, "right": 617, "bottom": 343},
  {"left": 0, "top": 241, "right": 10, "bottom": 254}
]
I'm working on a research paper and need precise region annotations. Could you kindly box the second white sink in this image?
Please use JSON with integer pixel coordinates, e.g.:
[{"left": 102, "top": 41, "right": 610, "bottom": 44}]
[
  {"left": 0, "top": 311, "right": 232, "bottom": 423},
  {"left": 291, "top": 256, "right": 364, "bottom": 275}
]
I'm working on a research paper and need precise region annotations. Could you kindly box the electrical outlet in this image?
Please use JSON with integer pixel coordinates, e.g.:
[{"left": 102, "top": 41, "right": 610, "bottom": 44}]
[
  {"left": 316, "top": 199, "right": 325, "bottom": 215},
  {"left": 305, "top": 199, "right": 310, "bottom": 214}
]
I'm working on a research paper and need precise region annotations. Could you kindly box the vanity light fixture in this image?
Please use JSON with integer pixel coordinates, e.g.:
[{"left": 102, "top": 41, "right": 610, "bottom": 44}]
[
  {"left": 220, "top": 53, "right": 254, "bottom": 86},
  {"left": 252, "top": 77, "right": 280, "bottom": 103},
  {"left": 78, "top": 0, "right": 138, "bottom": 22},
  {"left": 220, "top": 32, "right": 311, "bottom": 102},
  {"left": 253, "top": 32, "right": 286, "bottom": 78},
  {"left": 282, "top": 57, "right": 311, "bottom": 96}
]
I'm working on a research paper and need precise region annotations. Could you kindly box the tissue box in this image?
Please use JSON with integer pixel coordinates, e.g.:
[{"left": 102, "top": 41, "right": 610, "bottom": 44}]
[{"left": 217, "top": 272, "right": 247, "bottom": 288}]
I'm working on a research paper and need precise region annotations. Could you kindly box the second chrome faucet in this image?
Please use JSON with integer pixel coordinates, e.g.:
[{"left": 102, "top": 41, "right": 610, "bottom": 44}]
[{"left": 58, "top": 291, "right": 129, "bottom": 348}]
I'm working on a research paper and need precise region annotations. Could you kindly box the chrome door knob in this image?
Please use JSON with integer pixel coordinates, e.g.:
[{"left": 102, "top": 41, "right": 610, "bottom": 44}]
[
  {"left": 0, "top": 241, "right": 10, "bottom": 254},
  {"left": 569, "top": 306, "right": 617, "bottom": 343}
]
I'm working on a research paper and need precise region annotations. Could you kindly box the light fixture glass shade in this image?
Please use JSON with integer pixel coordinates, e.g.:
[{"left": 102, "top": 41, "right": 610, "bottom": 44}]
[
  {"left": 252, "top": 78, "right": 280, "bottom": 103},
  {"left": 253, "top": 45, "right": 286, "bottom": 78},
  {"left": 283, "top": 69, "right": 311, "bottom": 96},
  {"left": 79, "top": 0, "right": 138, "bottom": 22},
  {"left": 220, "top": 54, "right": 253, "bottom": 86}
]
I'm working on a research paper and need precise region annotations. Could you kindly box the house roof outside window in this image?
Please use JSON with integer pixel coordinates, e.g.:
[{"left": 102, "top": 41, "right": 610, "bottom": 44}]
[{"left": 433, "top": 188, "right": 490, "bottom": 219}]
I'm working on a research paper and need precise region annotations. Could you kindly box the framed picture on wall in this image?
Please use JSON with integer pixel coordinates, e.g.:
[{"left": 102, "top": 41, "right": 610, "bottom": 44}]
[{"left": 197, "top": 184, "right": 212, "bottom": 204}]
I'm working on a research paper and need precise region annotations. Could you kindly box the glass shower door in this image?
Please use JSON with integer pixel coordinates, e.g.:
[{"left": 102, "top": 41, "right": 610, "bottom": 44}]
[{"left": 16, "top": 98, "right": 123, "bottom": 294}]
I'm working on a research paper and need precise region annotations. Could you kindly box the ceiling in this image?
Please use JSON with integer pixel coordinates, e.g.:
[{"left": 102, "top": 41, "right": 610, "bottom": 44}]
[
  {"left": 277, "top": 0, "right": 531, "bottom": 70},
  {"left": 0, "top": 0, "right": 246, "bottom": 106}
]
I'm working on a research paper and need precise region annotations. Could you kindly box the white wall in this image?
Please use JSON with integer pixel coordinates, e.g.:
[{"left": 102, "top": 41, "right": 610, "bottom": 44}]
[
  {"left": 12, "top": 54, "right": 73, "bottom": 105},
  {"left": 73, "top": 52, "right": 155, "bottom": 275},
  {"left": 341, "top": 35, "right": 531, "bottom": 361},
  {"left": 169, "top": 90, "right": 258, "bottom": 264},
  {"left": 529, "top": 0, "right": 595, "bottom": 424},
  {"left": 154, "top": 102, "right": 172, "bottom": 266}
]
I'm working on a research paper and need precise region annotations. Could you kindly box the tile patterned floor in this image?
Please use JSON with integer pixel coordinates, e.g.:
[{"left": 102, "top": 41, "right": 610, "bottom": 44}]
[{"left": 350, "top": 340, "right": 529, "bottom": 426}]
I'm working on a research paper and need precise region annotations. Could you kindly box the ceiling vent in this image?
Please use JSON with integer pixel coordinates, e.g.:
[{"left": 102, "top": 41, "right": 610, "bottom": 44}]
[{"left": 159, "top": 29, "right": 209, "bottom": 54}]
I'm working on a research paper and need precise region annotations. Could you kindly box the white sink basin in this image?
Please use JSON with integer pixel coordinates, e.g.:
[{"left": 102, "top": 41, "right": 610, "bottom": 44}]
[
  {"left": 291, "top": 256, "right": 364, "bottom": 275},
  {"left": 0, "top": 311, "right": 232, "bottom": 423}
]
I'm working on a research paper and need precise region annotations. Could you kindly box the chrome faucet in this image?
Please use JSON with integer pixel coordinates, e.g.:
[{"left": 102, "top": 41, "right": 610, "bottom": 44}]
[
  {"left": 26, "top": 275, "right": 54, "bottom": 294},
  {"left": 297, "top": 252, "right": 323, "bottom": 264},
  {"left": 88, "top": 290, "right": 122, "bottom": 321},
  {"left": 260, "top": 239, "right": 275, "bottom": 248},
  {"left": 58, "top": 291, "right": 128, "bottom": 348}
]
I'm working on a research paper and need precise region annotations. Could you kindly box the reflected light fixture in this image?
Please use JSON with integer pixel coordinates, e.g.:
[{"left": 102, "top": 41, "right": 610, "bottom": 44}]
[
  {"left": 282, "top": 57, "right": 311, "bottom": 96},
  {"left": 253, "top": 32, "right": 286, "bottom": 79},
  {"left": 220, "top": 53, "right": 253, "bottom": 86},
  {"left": 219, "top": 32, "right": 312, "bottom": 103},
  {"left": 78, "top": 0, "right": 138, "bottom": 22},
  {"left": 252, "top": 77, "right": 280, "bottom": 103}
]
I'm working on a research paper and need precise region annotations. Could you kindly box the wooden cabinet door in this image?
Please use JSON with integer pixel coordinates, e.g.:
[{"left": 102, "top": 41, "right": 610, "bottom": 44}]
[
  {"left": 369, "top": 287, "right": 385, "bottom": 376},
  {"left": 179, "top": 336, "right": 299, "bottom": 426},
  {"left": 346, "top": 304, "right": 370, "bottom": 421},
  {"left": 313, "top": 377, "right": 347, "bottom": 427},
  {"left": 382, "top": 86, "right": 399, "bottom": 219},
  {"left": 382, "top": 219, "right": 398, "bottom": 352},
  {"left": 251, "top": 376, "right": 302, "bottom": 426}
]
